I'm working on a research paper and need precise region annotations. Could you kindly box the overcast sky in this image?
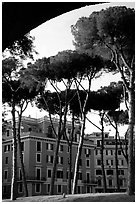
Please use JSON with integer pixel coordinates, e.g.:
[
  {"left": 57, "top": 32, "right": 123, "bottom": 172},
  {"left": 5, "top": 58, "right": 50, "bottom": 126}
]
[{"left": 22, "top": 1, "right": 134, "bottom": 135}]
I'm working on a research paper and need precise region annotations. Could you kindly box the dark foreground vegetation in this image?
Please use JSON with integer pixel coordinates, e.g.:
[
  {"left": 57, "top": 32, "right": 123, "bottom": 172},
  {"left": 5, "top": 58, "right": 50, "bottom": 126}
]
[{"left": 3, "top": 193, "right": 135, "bottom": 202}]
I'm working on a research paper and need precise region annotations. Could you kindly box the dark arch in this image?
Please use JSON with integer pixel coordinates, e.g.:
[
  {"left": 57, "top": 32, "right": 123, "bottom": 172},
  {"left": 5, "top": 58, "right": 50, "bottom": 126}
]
[{"left": 2, "top": 2, "right": 104, "bottom": 51}]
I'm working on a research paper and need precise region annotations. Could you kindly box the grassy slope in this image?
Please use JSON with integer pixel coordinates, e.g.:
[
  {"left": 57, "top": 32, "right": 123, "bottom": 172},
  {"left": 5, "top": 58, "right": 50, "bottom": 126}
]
[{"left": 3, "top": 193, "right": 135, "bottom": 202}]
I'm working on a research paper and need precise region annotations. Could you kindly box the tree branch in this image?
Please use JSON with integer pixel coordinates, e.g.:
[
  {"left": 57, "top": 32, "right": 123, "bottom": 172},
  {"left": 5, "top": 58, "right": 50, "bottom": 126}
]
[{"left": 86, "top": 116, "right": 101, "bottom": 131}]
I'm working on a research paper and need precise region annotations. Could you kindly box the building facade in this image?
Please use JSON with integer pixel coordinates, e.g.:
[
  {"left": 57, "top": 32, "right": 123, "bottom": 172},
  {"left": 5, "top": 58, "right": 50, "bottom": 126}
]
[
  {"left": 89, "top": 132, "right": 128, "bottom": 193},
  {"left": 2, "top": 116, "right": 95, "bottom": 198}
]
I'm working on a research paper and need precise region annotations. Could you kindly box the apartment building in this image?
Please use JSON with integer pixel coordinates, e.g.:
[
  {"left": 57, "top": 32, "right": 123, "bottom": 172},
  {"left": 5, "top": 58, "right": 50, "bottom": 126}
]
[
  {"left": 89, "top": 132, "right": 128, "bottom": 193},
  {"left": 2, "top": 116, "right": 96, "bottom": 198}
]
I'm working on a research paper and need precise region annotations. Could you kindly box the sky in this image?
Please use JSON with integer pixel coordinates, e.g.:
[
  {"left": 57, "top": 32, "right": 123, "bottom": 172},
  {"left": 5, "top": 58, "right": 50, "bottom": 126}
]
[{"left": 8, "top": 1, "right": 135, "bottom": 135}]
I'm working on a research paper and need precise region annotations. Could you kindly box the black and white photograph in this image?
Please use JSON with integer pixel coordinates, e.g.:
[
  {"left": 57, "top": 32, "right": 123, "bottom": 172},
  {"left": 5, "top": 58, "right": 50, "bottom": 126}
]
[{"left": 2, "top": 1, "right": 135, "bottom": 202}]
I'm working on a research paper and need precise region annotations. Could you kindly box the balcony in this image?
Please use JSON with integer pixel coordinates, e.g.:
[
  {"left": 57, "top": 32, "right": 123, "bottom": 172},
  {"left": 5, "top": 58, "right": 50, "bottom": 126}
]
[{"left": 18, "top": 176, "right": 47, "bottom": 182}]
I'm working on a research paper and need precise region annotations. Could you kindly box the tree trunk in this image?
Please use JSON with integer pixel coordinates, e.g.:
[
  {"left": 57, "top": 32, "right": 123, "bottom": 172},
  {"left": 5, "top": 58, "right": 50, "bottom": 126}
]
[
  {"left": 100, "top": 112, "right": 107, "bottom": 193},
  {"left": 50, "top": 103, "right": 68, "bottom": 195},
  {"left": 17, "top": 114, "right": 28, "bottom": 197},
  {"left": 72, "top": 114, "right": 86, "bottom": 194},
  {"left": 115, "top": 123, "right": 120, "bottom": 192},
  {"left": 11, "top": 103, "right": 17, "bottom": 200},
  {"left": 127, "top": 71, "right": 135, "bottom": 195},
  {"left": 68, "top": 144, "right": 72, "bottom": 194},
  {"left": 50, "top": 136, "right": 61, "bottom": 195},
  {"left": 67, "top": 113, "right": 75, "bottom": 194}
]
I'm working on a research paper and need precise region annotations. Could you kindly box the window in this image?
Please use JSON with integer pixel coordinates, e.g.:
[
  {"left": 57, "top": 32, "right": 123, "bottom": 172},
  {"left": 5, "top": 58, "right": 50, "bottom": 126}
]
[
  {"left": 28, "top": 127, "right": 32, "bottom": 132},
  {"left": 46, "top": 143, "right": 53, "bottom": 151},
  {"left": 121, "top": 160, "right": 124, "bottom": 166},
  {"left": 57, "top": 185, "right": 62, "bottom": 194},
  {"left": 35, "top": 183, "right": 41, "bottom": 193},
  {"left": 97, "top": 179, "right": 102, "bottom": 186},
  {"left": 4, "top": 145, "right": 10, "bottom": 152},
  {"left": 106, "top": 160, "right": 109, "bottom": 165},
  {"left": 57, "top": 156, "right": 63, "bottom": 164},
  {"left": 47, "top": 125, "right": 52, "bottom": 137},
  {"left": 78, "top": 172, "right": 82, "bottom": 180},
  {"left": 106, "top": 160, "right": 113, "bottom": 166},
  {"left": 57, "top": 170, "right": 63, "bottom": 179},
  {"left": 5, "top": 157, "right": 8, "bottom": 164},
  {"left": 36, "top": 153, "right": 41, "bottom": 163},
  {"left": 96, "top": 169, "right": 102, "bottom": 175},
  {"left": 107, "top": 150, "right": 112, "bottom": 155},
  {"left": 97, "top": 159, "right": 101, "bottom": 166},
  {"left": 86, "top": 186, "right": 91, "bottom": 193},
  {"left": 19, "top": 168, "right": 22, "bottom": 180},
  {"left": 119, "top": 159, "right": 124, "bottom": 166},
  {"left": 11, "top": 144, "right": 13, "bottom": 151},
  {"left": 67, "top": 128, "right": 71, "bottom": 135},
  {"left": 76, "top": 132, "right": 80, "bottom": 142},
  {"left": 21, "top": 142, "right": 24, "bottom": 152},
  {"left": 37, "top": 141, "right": 41, "bottom": 152},
  {"left": 3, "top": 186, "right": 7, "bottom": 194},
  {"left": 22, "top": 153, "right": 24, "bottom": 163},
  {"left": 77, "top": 186, "right": 81, "bottom": 194},
  {"left": 36, "top": 168, "right": 41, "bottom": 180},
  {"left": 119, "top": 179, "right": 123, "bottom": 187},
  {"left": 106, "top": 150, "right": 108, "bottom": 155},
  {"left": 118, "top": 150, "right": 121, "bottom": 155},
  {"left": 18, "top": 183, "right": 23, "bottom": 193},
  {"left": 108, "top": 179, "right": 113, "bottom": 187},
  {"left": 107, "top": 170, "right": 113, "bottom": 175},
  {"left": 105, "top": 133, "right": 108, "bottom": 138},
  {"left": 97, "top": 140, "right": 101, "bottom": 147},
  {"left": 85, "top": 149, "right": 91, "bottom": 156},
  {"left": 74, "top": 133, "right": 77, "bottom": 142},
  {"left": 59, "top": 145, "right": 63, "bottom": 152},
  {"left": 46, "top": 155, "right": 53, "bottom": 163},
  {"left": 111, "top": 160, "right": 113, "bottom": 165},
  {"left": 62, "top": 134, "right": 66, "bottom": 140},
  {"left": 86, "top": 159, "right": 90, "bottom": 167},
  {"left": 47, "top": 169, "right": 52, "bottom": 178},
  {"left": 118, "top": 170, "right": 124, "bottom": 175},
  {"left": 79, "top": 158, "right": 82, "bottom": 166},
  {"left": 66, "top": 171, "right": 73, "bottom": 179},
  {"left": 96, "top": 150, "right": 101, "bottom": 155},
  {"left": 86, "top": 172, "right": 90, "bottom": 183},
  {"left": 6, "top": 130, "right": 9, "bottom": 137},
  {"left": 47, "top": 184, "right": 50, "bottom": 193},
  {"left": 4, "top": 170, "right": 8, "bottom": 180}
]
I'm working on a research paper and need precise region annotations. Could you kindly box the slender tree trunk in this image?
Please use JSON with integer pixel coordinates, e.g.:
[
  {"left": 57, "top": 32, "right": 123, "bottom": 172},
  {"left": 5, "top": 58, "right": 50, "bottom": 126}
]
[
  {"left": 67, "top": 113, "right": 75, "bottom": 194},
  {"left": 11, "top": 103, "right": 17, "bottom": 200},
  {"left": 100, "top": 112, "right": 107, "bottom": 193},
  {"left": 68, "top": 144, "right": 72, "bottom": 194},
  {"left": 72, "top": 114, "right": 86, "bottom": 194},
  {"left": 17, "top": 114, "right": 28, "bottom": 197},
  {"left": 49, "top": 113, "right": 62, "bottom": 195},
  {"left": 115, "top": 122, "right": 120, "bottom": 192},
  {"left": 118, "top": 131, "right": 128, "bottom": 164},
  {"left": 50, "top": 104, "right": 68, "bottom": 195},
  {"left": 127, "top": 70, "right": 135, "bottom": 195},
  {"left": 50, "top": 136, "right": 61, "bottom": 195}
]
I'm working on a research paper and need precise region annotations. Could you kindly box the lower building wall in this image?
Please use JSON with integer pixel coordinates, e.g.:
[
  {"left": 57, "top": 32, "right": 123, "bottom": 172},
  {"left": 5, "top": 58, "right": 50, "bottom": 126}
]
[
  {"left": 2, "top": 184, "right": 11, "bottom": 199},
  {"left": 2, "top": 181, "right": 97, "bottom": 199}
]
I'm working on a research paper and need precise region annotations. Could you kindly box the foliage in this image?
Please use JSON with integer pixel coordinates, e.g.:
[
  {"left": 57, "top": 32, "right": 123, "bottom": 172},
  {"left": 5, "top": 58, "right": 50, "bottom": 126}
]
[
  {"left": 71, "top": 6, "right": 135, "bottom": 78},
  {"left": 107, "top": 110, "right": 129, "bottom": 125},
  {"left": 4, "top": 34, "right": 38, "bottom": 60},
  {"left": 2, "top": 57, "right": 40, "bottom": 107}
]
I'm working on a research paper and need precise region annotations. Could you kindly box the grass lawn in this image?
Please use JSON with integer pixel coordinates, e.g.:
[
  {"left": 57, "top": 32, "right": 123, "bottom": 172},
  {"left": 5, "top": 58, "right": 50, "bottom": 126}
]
[{"left": 3, "top": 193, "right": 135, "bottom": 202}]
